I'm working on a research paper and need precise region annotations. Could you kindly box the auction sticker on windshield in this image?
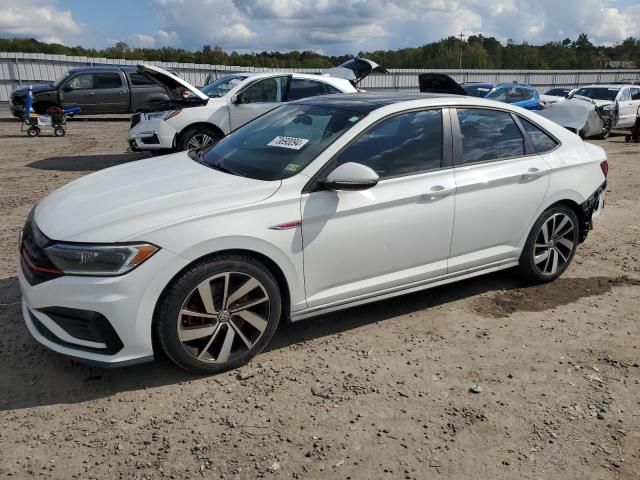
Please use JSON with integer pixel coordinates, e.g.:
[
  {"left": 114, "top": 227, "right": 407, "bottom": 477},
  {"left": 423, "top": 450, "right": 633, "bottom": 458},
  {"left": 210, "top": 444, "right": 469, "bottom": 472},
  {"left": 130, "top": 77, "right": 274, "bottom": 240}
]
[{"left": 267, "top": 136, "right": 309, "bottom": 150}]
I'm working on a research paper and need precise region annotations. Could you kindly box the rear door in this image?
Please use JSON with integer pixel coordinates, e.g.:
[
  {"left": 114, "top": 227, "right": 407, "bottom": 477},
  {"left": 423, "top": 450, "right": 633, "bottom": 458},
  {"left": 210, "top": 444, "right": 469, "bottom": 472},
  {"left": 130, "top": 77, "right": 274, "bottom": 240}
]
[
  {"left": 286, "top": 78, "right": 327, "bottom": 101},
  {"left": 92, "top": 72, "right": 129, "bottom": 113},
  {"left": 229, "top": 76, "right": 290, "bottom": 131},
  {"left": 448, "top": 107, "right": 551, "bottom": 272}
]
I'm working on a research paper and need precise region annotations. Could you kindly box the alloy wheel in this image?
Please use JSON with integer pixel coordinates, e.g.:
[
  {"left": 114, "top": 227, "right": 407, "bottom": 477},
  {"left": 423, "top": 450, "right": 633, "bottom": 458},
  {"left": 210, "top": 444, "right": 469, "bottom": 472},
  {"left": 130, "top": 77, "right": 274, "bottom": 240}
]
[
  {"left": 187, "top": 133, "right": 215, "bottom": 150},
  {"left": 177, "top": 272, "right": 271, "bottom": 363},
  {"left": 532, "top": 213, "right": 576, "bottom": 276}
]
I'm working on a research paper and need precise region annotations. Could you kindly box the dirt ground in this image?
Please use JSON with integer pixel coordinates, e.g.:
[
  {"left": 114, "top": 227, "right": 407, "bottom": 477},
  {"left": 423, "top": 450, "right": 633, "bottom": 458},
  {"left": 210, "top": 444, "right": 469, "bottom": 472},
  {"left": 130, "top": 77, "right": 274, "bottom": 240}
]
[{"left": 0, "top": 113, "right": 639, "bottom": 480}]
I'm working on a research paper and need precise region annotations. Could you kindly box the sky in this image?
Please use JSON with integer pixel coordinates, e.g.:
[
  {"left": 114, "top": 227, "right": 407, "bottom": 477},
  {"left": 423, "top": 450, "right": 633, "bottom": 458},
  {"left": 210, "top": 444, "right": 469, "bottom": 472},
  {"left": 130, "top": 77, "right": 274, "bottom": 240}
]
[{"left": 0, "top": 0, "right": 639, "bottom": 55}]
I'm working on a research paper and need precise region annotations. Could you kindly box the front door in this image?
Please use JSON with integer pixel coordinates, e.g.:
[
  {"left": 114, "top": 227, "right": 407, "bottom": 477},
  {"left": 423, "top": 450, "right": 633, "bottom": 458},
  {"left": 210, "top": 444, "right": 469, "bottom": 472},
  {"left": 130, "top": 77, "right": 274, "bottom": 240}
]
[
  {"left": 229, "top": 76, "right": 290, "bottom": 131},
  {"left": 301, "top": 108, "right": 455, "bottom": 308},
  {"left": 60, "top": 73, "right": 95, "bottom": 112},
  {"left": 617, "top": 87, "right": 638, "bottom": 128},
  {"left": 448, "top": 107, "right": 550, "bottom": 272}
]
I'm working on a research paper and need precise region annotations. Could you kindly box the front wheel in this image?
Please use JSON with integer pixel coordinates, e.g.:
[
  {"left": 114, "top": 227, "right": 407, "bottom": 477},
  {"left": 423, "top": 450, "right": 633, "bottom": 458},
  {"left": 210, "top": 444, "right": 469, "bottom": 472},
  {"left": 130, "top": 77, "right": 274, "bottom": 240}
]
[
  {"left": 177, "top": 125, "right": 222, "bottom": 152},
  {"left": 154, "top": 255, "right": 282, "bottom": 373},
  {"left": 517, "top": 205, "right": 579, "bottom": 283}
]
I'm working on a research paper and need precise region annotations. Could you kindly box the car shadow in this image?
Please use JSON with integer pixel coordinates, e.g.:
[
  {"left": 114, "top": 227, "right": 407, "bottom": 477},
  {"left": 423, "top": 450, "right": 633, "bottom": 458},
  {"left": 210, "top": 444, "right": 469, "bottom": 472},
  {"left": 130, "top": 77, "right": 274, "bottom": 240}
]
[
  {"left": 26, "top": 152, "right": 151, "bottom": 172},
  {"left": 0, "top": 270, "right": 524, "bottom": 411}
]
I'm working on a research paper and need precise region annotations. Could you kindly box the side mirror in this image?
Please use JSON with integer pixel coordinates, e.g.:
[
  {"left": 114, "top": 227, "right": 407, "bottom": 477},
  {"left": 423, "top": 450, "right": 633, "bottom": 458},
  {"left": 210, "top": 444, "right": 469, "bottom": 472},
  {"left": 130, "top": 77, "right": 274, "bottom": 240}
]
[
  {"left": 62, "top": 84, "right": 73, "bottom": 92},
  {"left": 321, "top": 162, "right": 379, "bottom": 191},
  {"left": 230, "top": 94, "right": 240, "bottom": 104}
]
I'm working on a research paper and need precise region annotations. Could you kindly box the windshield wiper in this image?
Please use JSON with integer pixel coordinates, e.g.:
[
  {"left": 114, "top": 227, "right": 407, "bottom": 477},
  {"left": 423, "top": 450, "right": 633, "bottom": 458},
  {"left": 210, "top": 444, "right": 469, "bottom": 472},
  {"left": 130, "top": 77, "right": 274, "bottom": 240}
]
[{"left": 194, "top": 150, "right": 246, "bottom": 177}]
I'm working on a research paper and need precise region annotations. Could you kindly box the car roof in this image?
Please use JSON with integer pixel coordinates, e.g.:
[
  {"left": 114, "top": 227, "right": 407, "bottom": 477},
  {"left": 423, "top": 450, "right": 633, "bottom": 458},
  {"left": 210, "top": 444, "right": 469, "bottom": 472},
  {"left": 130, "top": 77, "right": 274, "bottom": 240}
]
[
  {"left": 292, "top": 92, "right": 463, "bottom": 113},
  {"left": 232, "top": 71, "right": 353, "bottom": 88},
  {"left": 494, "top": 82, "right": 536, "bottom": 89},
  {"left": 579, "top": 84, "right": 623, "bottom": 89}
]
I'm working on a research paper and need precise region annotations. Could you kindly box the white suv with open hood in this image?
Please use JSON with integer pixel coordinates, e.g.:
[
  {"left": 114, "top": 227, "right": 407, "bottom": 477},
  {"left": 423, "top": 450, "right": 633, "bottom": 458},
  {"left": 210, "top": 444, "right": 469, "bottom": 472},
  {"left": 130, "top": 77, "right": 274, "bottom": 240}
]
[{"left": 128, "top": 58, "right": 386, "bottom": 152}]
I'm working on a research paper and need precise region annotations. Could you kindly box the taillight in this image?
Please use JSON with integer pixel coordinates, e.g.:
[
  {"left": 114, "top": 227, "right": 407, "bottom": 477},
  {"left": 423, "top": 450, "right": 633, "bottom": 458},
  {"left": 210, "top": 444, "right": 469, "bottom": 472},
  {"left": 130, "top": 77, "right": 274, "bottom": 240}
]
[{"left": 600, "top": 160, "right": 609, "bottom": 178}]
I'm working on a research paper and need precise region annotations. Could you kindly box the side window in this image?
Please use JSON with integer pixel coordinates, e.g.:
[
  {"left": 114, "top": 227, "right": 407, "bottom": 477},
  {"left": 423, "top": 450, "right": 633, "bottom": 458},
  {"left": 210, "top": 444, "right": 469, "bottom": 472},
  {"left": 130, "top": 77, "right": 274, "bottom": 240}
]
[
  {"left": 334, "top": 109, "right": 443, "bottom": 179},
  {"left": 323, "top": 83, "right": 341, "bottom": 95},
  {"left": 456, "top": 109, "right": 524, "bottom": 164},
  {"left": 520, "top": 118, "right": 558, "bottom": 153},
  {"left": 94, "top": 73, "right": 123, "bottom": 89},
  {"left": 129, "top": 72, "right": 156, "bottom": 86},
  {"left": 520, "top": 87, "right": 534, "bottom": 101},
  {"left": 630, "top": 88, "right": 640, "bottom": 101},
  {"left": 287, "top": 79, "right": 325, "bottom": 101},
  {"left": 241, "top": 77, "right": 287, "bottom": 103},
  {"left": 489, "top": 87, "right": 508, "bottom": 102},
  {"left": 619, "top": 88, "right": 631, "bottom": 102},
  {"left": 506, "top": 88, "right": 524, "bottom": 103},
  {"left": 66, "top": 74, "right": 94, "bottom": 90}
]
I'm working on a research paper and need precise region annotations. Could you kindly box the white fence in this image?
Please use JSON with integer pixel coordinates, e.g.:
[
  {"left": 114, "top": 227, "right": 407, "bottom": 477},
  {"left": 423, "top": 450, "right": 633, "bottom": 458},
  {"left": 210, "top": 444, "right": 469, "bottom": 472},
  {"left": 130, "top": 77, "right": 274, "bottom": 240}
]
[{"left": 2, "top": 51, "right": 640, "bottom": 103}]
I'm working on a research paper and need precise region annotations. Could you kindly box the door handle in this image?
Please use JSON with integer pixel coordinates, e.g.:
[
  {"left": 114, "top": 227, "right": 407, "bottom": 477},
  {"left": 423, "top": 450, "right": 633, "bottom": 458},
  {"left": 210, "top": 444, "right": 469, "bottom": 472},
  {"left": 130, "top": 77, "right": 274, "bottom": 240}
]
[
  {"left": 421, "top": 185, "right": 453, "bottom": 202},
  {"left": 88, "top": 92, "right": 95, "bottom": 96},
  {"left": 119, "top": 91, "right": 128, "bottom": 94},
  {"left": 522, "top": 168, "right": 542, "bottom": 181}
]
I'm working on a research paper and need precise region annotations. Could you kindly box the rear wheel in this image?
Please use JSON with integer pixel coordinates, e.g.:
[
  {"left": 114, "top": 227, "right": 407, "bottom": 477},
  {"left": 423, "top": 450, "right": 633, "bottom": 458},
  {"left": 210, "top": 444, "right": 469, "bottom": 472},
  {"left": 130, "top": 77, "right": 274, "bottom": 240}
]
[
  {"left": 154, "top": 255, "right": 281, "bottom": 373},
  {"left": 517, "top": 205, "right": 579, "bottom": 283},
  {"left": 27, "top": 126, "right": 40, "bottom": 137},
  {"left": 177, "top": 125, "right": 222, "bottom": 152}
]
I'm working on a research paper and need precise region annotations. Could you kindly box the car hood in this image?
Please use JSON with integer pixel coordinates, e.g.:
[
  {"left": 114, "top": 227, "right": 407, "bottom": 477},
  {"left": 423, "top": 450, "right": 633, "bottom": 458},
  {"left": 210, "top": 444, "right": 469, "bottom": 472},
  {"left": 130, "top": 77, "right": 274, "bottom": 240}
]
[
  {"left": 34, "top": 153, "right": 281, "bottom": 243},
  {"left": 324, "top": 57, "right": 388, "bottom": 84},
  {"left": 12, "top": 83, "right": 56, "bottom": 97},
  {"left": 138, "top": 64, "right": 208, "bottom": 101},
  {"left": 418, "top": 73, "right": 467, "bottom": 95}
]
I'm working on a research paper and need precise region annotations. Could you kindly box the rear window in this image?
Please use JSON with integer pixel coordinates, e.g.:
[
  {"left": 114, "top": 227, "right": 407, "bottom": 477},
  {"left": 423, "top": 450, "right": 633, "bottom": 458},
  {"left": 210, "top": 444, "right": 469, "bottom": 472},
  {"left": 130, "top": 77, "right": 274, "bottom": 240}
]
[
  {"left": 129, "top": 72, "right": 156, "bottom": 86},
  {"left": 520, "top": 118, "right": 558, "bottom": 153},
  {"left": 287, "top": 79, "right": 325, "bottom": 101},
  {"left": 456, "top": 108, "right": 524, "bottom": 164}
]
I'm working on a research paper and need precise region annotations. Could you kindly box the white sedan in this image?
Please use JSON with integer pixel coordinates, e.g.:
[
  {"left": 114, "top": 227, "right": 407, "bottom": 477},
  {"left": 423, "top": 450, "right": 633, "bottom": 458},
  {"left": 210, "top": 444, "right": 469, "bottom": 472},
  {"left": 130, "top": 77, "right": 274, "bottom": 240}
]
[
  {"left": 128, "top": 66, "right": 358, "bottom": 152},
  {"left": 20, "top": 93, "right": 608, "bottom": 373}
]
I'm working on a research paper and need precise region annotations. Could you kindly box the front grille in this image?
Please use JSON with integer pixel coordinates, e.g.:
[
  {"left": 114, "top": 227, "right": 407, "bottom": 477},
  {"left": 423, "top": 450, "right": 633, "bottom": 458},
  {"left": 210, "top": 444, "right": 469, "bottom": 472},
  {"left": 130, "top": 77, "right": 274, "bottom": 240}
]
[
  {"left": 20, "top": 212, "right": 63, "bottom": 285},
  {"left": 131, "top": 113, "right": 142, "bottom": 128},
  {"left": 30, "top": 307, "right": 124, "bottom": 355}
]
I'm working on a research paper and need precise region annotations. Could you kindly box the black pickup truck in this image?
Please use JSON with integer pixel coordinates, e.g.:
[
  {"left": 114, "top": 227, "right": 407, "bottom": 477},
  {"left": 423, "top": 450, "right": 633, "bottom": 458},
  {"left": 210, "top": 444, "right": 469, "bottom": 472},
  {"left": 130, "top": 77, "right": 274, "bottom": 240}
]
[{"left": 9, "top": 66, "right": 180, "bottom": 117}]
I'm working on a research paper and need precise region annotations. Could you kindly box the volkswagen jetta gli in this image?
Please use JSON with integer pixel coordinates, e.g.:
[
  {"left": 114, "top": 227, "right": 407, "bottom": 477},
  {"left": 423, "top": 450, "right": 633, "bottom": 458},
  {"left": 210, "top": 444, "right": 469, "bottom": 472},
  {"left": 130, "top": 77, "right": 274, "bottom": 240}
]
[{"left": 19, "top": 93, "right": 608, "bottom": 373}]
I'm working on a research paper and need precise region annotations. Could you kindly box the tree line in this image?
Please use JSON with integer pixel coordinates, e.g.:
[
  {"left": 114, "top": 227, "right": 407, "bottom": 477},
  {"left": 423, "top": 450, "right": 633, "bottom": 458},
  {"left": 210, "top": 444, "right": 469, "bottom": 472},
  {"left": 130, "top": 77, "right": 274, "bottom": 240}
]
[{"left": 1, "top": 34, "right": 639, "bottom": 70}]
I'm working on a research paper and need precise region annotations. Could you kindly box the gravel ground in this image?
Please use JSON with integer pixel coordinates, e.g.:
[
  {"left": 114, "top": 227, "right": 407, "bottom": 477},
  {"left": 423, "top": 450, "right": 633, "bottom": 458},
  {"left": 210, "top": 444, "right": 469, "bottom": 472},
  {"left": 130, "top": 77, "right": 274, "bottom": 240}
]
[{"left": 0, "top": 114, "right": 639, "bottom": 479}]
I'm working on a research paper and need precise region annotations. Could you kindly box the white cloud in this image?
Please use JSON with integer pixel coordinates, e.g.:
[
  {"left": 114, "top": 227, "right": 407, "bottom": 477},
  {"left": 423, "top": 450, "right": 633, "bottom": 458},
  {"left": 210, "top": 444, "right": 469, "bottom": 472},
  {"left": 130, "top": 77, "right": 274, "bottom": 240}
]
[{"left": 0, "top": 0, "right": 83, "bottom": 44}]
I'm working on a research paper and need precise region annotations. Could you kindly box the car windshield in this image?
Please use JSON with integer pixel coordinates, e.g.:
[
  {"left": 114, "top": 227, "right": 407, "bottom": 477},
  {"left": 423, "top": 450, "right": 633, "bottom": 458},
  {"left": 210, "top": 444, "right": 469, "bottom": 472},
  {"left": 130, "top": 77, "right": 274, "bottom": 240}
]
[
  {"left": 573, "top": 87, "right": 620, "bottom": 101},
  {"left": 198, "top": 74, "right": 248, "bottom": 98},
  {"left": 463, "top": 85, "right": 493, "bottom": 97},
  {"left": 485, "top": 87, "right": 509, "bottom": 101},
  {"left": 194, "top": 104, "right": 365, "bottom": 181},
  {"left": 545, "top": 88, "right": 569, "bottom": 97},
  {"left": 52, "top": 72, "right": 72, "bottom": 88}
]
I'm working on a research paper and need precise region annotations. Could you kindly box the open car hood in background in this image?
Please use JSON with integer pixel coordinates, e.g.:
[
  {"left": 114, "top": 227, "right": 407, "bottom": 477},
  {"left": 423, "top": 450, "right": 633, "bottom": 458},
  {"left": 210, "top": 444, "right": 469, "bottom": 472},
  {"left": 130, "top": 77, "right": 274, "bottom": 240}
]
[
  {"left": 536, "top": 97, "right": 607, "bottom": 139},
  {"left": 324, "top": 57, "right": 388, "bottom": 84},
  {"left": 418, "top": 73, "right": 467, "bottom": 95},
  {"left": 138, "top": 64, "right": 209, "bottom": 101}
]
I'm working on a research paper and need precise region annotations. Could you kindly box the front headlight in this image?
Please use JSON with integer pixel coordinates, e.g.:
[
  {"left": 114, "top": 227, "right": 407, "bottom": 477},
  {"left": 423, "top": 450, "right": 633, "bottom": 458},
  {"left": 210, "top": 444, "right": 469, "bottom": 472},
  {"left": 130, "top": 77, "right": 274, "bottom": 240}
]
[
  {"left": 44, "top": 243, "right": 158, "bottom": 276},
  {"left": 163, "top": 110, "right": 182, "bottom": 121},
  {"left": 144, "top": 112, "right": 167, "bottom": 120}
]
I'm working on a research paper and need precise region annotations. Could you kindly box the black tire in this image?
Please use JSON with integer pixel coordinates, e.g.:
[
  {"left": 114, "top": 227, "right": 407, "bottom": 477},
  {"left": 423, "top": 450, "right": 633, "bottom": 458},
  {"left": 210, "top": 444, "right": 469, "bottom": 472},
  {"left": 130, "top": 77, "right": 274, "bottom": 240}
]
[
  {"left": 176, "top": 125, "right": 222, "bottom": 152},
  {"left": 27, "top": 126, "right": 40, "bottom": 137},
  {"left": 598, "top": 121, "right": 611, "bottom": 140},
  {"left": 154, "top": 254, "right": 282, "bottom": 374},
  {"left": 54, "top": 127, "right": 65, "bottom": 137},
  {"left": 517, "top": 204, "right": 579, "bottom": 284}
]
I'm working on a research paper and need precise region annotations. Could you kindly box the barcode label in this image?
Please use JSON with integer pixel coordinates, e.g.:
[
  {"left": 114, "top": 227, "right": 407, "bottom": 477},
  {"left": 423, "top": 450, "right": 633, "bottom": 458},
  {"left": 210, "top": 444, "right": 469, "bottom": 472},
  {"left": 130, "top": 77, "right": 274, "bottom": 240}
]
[{"left": 267, "top": 136, "right": 309, "bottom": 150}]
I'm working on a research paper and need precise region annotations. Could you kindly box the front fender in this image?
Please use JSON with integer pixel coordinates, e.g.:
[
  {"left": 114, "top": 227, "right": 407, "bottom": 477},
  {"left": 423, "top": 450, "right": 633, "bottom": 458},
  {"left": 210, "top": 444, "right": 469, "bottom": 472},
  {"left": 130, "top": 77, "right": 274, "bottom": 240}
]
[{"left": 177, "top": 235, "right": 306, "bottom": 312}]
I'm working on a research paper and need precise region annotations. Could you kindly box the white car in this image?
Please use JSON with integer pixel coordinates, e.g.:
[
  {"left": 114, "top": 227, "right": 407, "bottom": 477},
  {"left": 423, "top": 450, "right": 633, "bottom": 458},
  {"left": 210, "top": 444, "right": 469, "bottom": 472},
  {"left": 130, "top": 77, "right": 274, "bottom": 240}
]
[
  {"left": 128, "top": 66, "right": 359, "bottom": 152},
  {"left": 20, "top": 93, "right": 608, "bottom": 373},
  {"left": 569, "top": 84, "right": 640, "bottom": 128}
]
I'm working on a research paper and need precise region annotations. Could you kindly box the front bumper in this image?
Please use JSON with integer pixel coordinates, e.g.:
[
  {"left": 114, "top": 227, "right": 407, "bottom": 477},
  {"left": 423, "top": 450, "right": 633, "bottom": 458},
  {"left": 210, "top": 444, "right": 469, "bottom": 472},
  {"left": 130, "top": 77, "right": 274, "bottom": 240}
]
[
  {"left": 19, "top": 247, "right": 189, "bottom": 367},
  {"left": 128, "top": 116, "right": 177, "bottom": 151}
]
